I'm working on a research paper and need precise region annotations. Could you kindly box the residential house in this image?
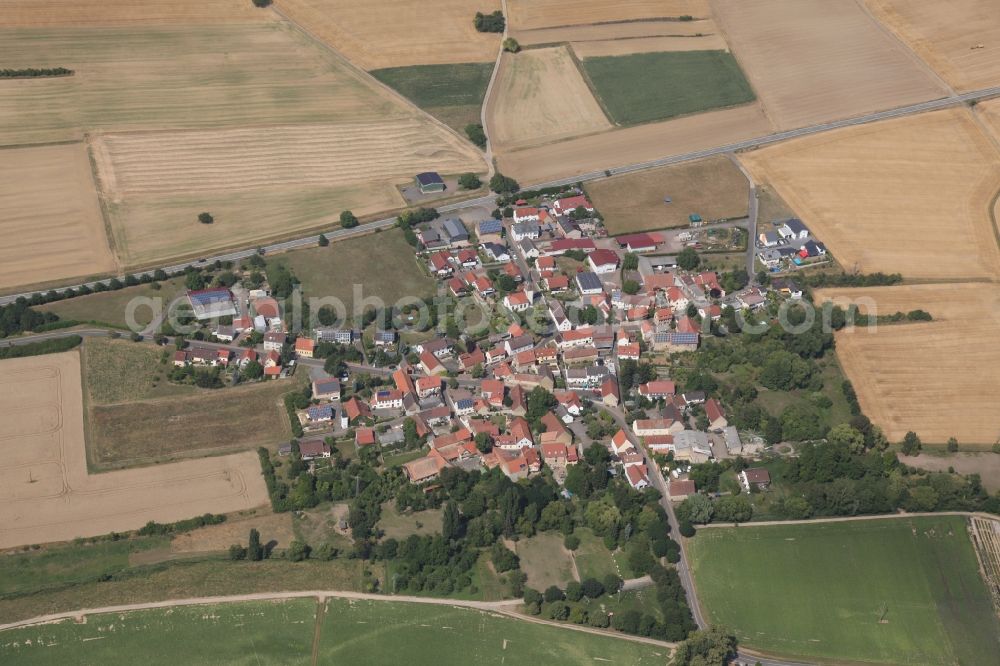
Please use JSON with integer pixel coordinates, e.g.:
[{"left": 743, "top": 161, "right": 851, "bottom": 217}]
[
  {"left": 263, "top": 331, "right": 286, "bottom": 352},
  {"left": 482, "top": 241, "right": 510, "bottom": 262},
  {"left": 315, "top": 328, "right": 355, "bottom": 344},
  {"left": 633, "top": 418, "right": 682, "bottom": 437},
  {"left": 705, "top": 398, "right": 728, "bottom": 431},
  {"left": 504, "top": 290, "right": 532, "bottom": 312},
  {"left": 374, "top": 329, "right": 397, "bottom": 347},
  {"left": 415, "top": 376, "right": 441, "bottom": 399},
  {"left": 372, "top": 390, "right": 404, "bottom": 410},
  {"left": 779, "top": 218, "right": 809, "bottom": 240},
  {"left": 587, "top": 249, "right": 620, "bottom": 274},
  {"left": 551, "top": 194, "right": 593, "bottom": 216},
  {"left": 739, "top": 468, "right": 771, "bottom": 491},
  {"left": 294, "top": 337, "right": 315, "bottom": 358},
  {"left": 600, "top": 377, "right": 620, "bottom": 407},
  {"left": 638, "top": 380, "right": 676, "bottom": 400},
  {"left": 625, "top": 464, "right": 651, "bottom": 490},
  {"left": 511, "top": 220, "right": 541, "bottom": 241},
  {"left": 668, "top": 479, "right": 696, "bottom": 501},
  {"left": 299, "top": 440, "right": 331, "bottom": 460},
  {"left": 512, "top": 207, "right": 541, "bottom": 224},
  {"left": 419, "top": 351, "right": 447, "bottom": 376},
  {"left": 312, "top": 378, "right": 341, "bottom": 401}
]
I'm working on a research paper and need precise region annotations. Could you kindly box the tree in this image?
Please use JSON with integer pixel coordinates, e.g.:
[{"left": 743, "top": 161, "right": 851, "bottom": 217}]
[
  {"left": 713, "top": 495, "right": 753, "bottom": 523},
  {"left": 947, "top": 437, "right": 959, "bottom": 453},
  {"left": 548, "top": 602, "right": 570, "bottom": 621},
  {"left": 241, "top": 359, "right": 264, "bottom": 380},
  {"left": 828, "top": 423, "right": 866, "bottom": 453},
  {"left": 288, "top": 540, "right": 311, "bottom": 561},
  {"left": 247, "top": 528, "right": 264, "bottom": 561},
  {"left": 678, "top": 494, "right": 713, "bottom": 524},
  {"left": 252, "top": 0, "right": 272, "bottom": 6},
  {"left": 671, "top": 626, "right": 738, "bottom": 666},
  {"left": 185, "top": 270, "right": 206, "bottom": 291},
  {"left": 503, "top": 37, "right": 521, "bottom": 53},
  {"left": 228, "top": 544, "right": 247, "bottom": 560},
  {"left": 491, "top": 542, "right": 519, "bottom": 572},
  {"left": 543, "top": 585, "right": 564, "bottom": 603},
  {"left": 489, "top": 173, "right": 519, "bottom": 194},
  {"left": 677, "top": 247, "right": 700, "bottom": 271},
  {"left": 565, "top": 580, "right": 583, "bottom": 602},
  {"left": 458, "top": 172, "right": 482, "bottom": 190},
  {"left": 602, "top": 574, "right": 623, "bottom": 595},
  {"left": 442, "top": 501, "right": 461, "bottom": 541},
  {"left": 318, "top": 233, "right": 329, "bottom": 247},
  {"left": 340, "top": 210, "right": 359, "bottom": 228},
  {"left": 622, "top": 279, "right": 640, "bottom": 295},
  {"left": 580, "top": 578, "right": 605, "bottom": 599},
  {"left": 198, "top": 212, "right": 214, "bottom": 225},
  {"left": 564, "top": 533, "right": 580, "bottom": 551},
  {"left": 901, "top": 431, "right": 922, "bottom": 456},
  {"left": 465, "top": 123, "right": 487, "bottom": 148}
]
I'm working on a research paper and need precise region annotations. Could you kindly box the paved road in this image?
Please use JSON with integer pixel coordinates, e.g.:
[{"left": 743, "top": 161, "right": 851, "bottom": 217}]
[{"left": 3, "top": 86, "right": 999, "bottom": 308}]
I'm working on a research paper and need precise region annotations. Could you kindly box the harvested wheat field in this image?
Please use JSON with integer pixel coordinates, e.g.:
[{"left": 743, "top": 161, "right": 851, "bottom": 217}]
[
  {"left": 0, "top": 352, "right": 268, "bottom": 549},
  {"left": 866, "top": 0, "right": 1000, "bottom": 92},
  {"left": 815, "top": 284, "right": 1000, "bottom": 446},
  {"left": 0, "top": 21, "right": 425, "bottom": 146},
  {"left": 274, "top": 0, "right": 500, "bottom": 70},
  {"left": 711, "top": 0, "right": 946, "bottom": 130},
  {"left": 588, "top": 155, "right": 748, "bottom": 234},
  {"left": 515, "top": 18, "right": 727, "bottom": 54},
  {"left": 0, "top": 0, "right": 268, "bottom": 27},
  {"left": 975, "top": 98, "right": 1000, "bottom": 145},
  {"left": 498, "top": 102, "right": 770, "bottom": 184},
  {"left": 0, "top": 143, "right": 117, "bottom": 293},
  {"left": 740, "top": 108, "right": 1000, "bottom": 280},
  {"left": 506, "top": 0, "right": 709, "bottom": 31},
  {"left": 93, "top": 120, "right": 482, "bottom": 267},
  {"left": 487, "top": 47, "right": 611, "bottom": 150}
]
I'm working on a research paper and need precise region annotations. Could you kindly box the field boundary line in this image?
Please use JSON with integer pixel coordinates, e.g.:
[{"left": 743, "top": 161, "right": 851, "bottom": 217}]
[
  {"left": 83, "top": 135, "right": 122, "bottom": 275},
  {"left": 564, "top": 44, "right": 616, "bottom": 127},
  {"left": 478, "top": 0, "right": 507, "bottom": 176}
]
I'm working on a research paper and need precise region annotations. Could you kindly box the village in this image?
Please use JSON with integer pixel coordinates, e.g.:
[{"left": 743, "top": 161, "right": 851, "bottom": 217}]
[{"left": 163, "top": 176, "right": 820, "bottom": 506}]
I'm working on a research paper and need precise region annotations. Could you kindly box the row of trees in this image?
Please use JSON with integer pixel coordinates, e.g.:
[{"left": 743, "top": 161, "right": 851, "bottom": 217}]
[{"left": 0, "top": 67, "right": 73, "bottom": 78}]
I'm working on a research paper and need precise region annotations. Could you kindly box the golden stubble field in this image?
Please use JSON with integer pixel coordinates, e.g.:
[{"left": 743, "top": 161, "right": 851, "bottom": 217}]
[
  {"left": 274, "top": 0, "right": 501, "bottom": 70},
  {"left": 815, "top": 284, "right": 1000, "bottom": 446},
  {"left": 0, "top": 143, "right": 118, "bottom": 292},
  {"left": 740, "top": 108, "right": 1000, "bottom": 281},
  {"left": 710, "top": 0, "right": 947, "bottom": 130},
  {"left": 0, "top": 9, "right": 486, "bottom": 285},
  {"left": 587, "top": 155, "right": 748, "bottom": 234},
  {"left": 0, "top": 0, "right": 268, "bottom": 26},
  {"left": 487, "top": 47, "right": 611, "bottom": 150},
  {"left": 0, "top": 352, "right": 269, "bottom": 549},
  {"left": 866, "top": 0, "right": 1000, "bottom": 92}
]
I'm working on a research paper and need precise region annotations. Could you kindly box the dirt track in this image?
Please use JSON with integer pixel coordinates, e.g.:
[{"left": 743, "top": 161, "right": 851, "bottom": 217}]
[{"left": 0, "top": 352, "right": 269, "bottom": 549}]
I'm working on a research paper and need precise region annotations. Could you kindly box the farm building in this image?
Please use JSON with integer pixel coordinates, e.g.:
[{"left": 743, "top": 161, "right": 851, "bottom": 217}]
[
  {"left": 415, "top": 171, "right": 445, "bottom": 194},
  {"left": 576, "top": 271, "right": 604, "bottom": 295},
  {"left": 187, "top": 288, "right": 237, "bottom": 320},
  {"left": 313, "top": 378, "right": 341, "bottom": 401},
  {"left": 669, "top": 479, "right": 696, "bottom": 501},
  {"left": 442, "top": 218, "right": 469, "bottom": 245},
  {"left": 587, "top": 249, "right": 620, "bottom": 274}
]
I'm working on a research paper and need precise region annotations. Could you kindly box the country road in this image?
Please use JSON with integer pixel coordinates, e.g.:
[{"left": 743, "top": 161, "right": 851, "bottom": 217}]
[
  {"left": 698, "top": 509, "right": 1000, "bottom": 530},
  {"left": 2, "top": 85, "right": 999, "bottom": 308}
]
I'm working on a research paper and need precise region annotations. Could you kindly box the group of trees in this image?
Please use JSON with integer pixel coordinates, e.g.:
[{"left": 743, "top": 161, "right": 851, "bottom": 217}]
[
  {"left": 228, "top": 528, "right": 269, "bottom": 561},
  {"left": 465, "top": 123, "right": 487, "bottom": 148},
  {"left": 0, "top": 301, "right": 59, "bottom": 338},
  {"left": 473, "top": 10, "right": 505, "bottom": 32}
]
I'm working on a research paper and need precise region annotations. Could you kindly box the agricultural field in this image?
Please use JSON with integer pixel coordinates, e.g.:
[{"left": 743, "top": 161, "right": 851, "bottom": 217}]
[
  {"left": 0, "top": 351, "right": 269, "bottom": 549},
  {"left": 269, "top": 228, "right": 437, "bottom": 316},
  {"left": 84, "top": 348, "right": 297, "bottom": 468},
  {"left": 94, "top": 119, "right": 481, "bottom": 268},
  {"left": 488, "top": 47, "right": 611, "bottom": 150},
  {"left": 514, "top": 533, "right": 577, "bottom": 589},
  {"left": 506, "top": 0, "right": 710, "bottom": 31},
  {"left": 814, "top": 283, "right": 1000, "bottom": 445},
  {"left": 587, "top": 155, "right": 748, "bottom": 234},
  {"left": 581, "top": 50, "right": 755, "bottom": 126},
  {"left": 740, "top": 108, "right": 1000, "bottom": 280},
  {"left": 0, "top": 15, "right": 485, "bottom": 279},
  {"left": 902, "top": 453, "right": 1000, "bottom": 493},
  {"left": 0, "top": 143, "right": 117, "bottom": 293},
  {"left": 274, "top": 0, "right": 501, "bottom": 70},
  {"left": 711, "top": 0, "right": 947, "bottom": 130},
  {"left": 169, "top": 510, "right": 296, "bottom": 555},
  {"left": 866, "top": 0, "right": 1000, "bottom": 92},
  {"left": 316, "top": 598, "right": 669, "bottom": 664},
  {"left": 688, "top": 516, "right": 1000, "bottom": 665},
  {"left": 371, "top": 63, "right": 494, "bottom": 134},
  {"left": 498, "top": 103, "right": 770, "bottom": 184},
  {"left": 38, "top": 278, "right": 187, "bottom": 329},
  {"left": 0, "top": 0, "right": 270, "bottom": 27},
  {"left": 0, "top": 599, "right": 317, "bottom": 665}
]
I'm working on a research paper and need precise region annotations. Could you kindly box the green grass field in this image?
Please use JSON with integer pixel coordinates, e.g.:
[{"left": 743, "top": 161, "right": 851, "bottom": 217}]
[
  {"left": 1, "top": 597, "right": 669, "bottom": 665},
  {"left": 572, "top": 528, "right": 619, "bottom": 581},
  {"left": 82, "top": 338, "right": 193, "bottom": 404},
  {"left": 371, "top": 62, "right": 494, "bottom": 135},
  {"left": 316, "top": 598, "right": 668, "bottom": 664},
  {"left": 0, "top": 600, "right": 315, "bottom": 665},
  {"left": 688, "top": 516, "right": 1000, "bottom": 665},
  {"left": 38, "top": 279, "right": 186, "bottom": 329},
  {"left": 378, "top": 503, "right": 443, "bottom": 540},
  {"left": 581, "top": 50, "right": 755, "bottom": 126},
  {"left": 271, "top": 228, "right": 436, "bottom": 318},
  {"left": 0, "top": 540, "right": 139, "bottom": 598}
]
